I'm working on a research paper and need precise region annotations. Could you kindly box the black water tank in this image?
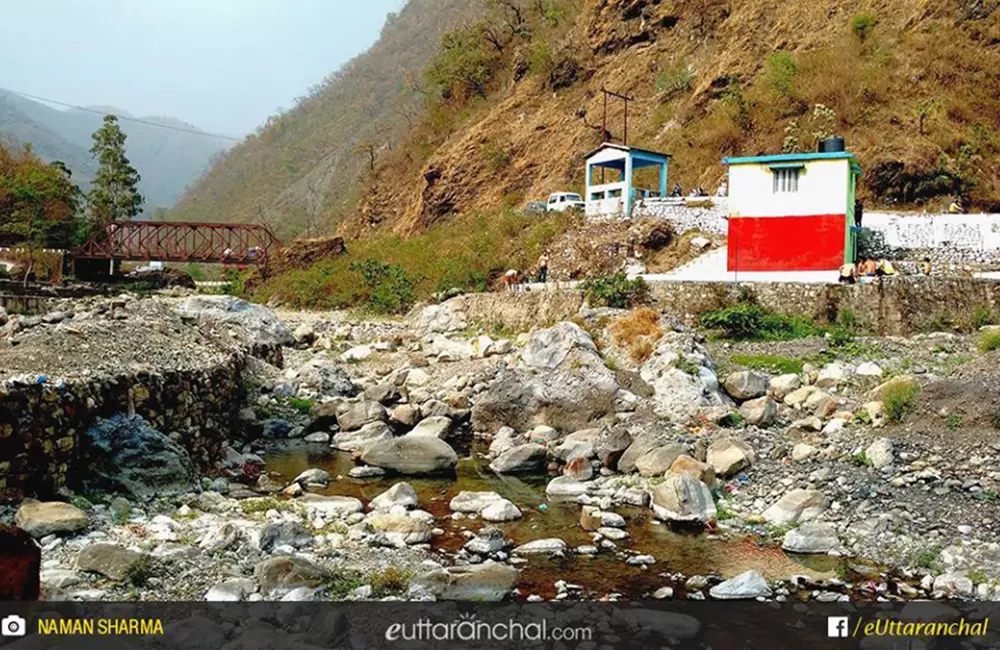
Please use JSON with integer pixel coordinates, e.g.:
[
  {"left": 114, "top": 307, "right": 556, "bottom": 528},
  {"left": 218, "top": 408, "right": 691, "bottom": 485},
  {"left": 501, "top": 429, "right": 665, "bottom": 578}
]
[{"left": 822, "top": 136, "right": 846, "bottom": 153}]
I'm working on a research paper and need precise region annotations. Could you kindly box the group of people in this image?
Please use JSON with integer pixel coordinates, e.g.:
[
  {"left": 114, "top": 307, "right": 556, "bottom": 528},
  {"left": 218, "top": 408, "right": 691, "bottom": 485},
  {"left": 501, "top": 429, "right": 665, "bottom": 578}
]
[
  {"left": 839, "top": 257, "right": 933, "bottom": 284},
  {"left": 501, "top": 253, "right": 549, "bottom": 292}
]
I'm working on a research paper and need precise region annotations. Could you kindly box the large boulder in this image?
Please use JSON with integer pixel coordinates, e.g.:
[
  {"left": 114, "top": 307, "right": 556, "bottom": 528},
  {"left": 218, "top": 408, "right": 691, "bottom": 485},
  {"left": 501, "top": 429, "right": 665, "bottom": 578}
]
[
  {"left": 254, "top": 556, "right": 329, "bottom": 595},
  {"left": 331, "top": 421, "right": 393, "bottom": 452},
  {"left": 769, "top": 374, "right": 802, "bottom": 399},
  {"left": 668, "top": 455, "right": 716, "bottom": 488},
  {"left": 369, "top": 483, "right": 419, "bottom": 511},
  {"left": 762, "top": 489, "right": 828, "bottom": 525},
  {"left": 471, "top": 322, "right": 619, "bottom": 433},
  {"left": 865, "top": 437, "right": 894, "bottom": 469},
  {"left": 79, "top": 414, "right": 197, "bottom": 498},
  {"left": 175, "top": 295, "right": 292, "bottom": 346},
  {"left": 739, "top": 396, "right": 777, "bottom": 427},
  {"left": 365, "top": 512, "right": 432, "bottom": 545},
  {"left": 723, "top": 371, "right": 769, "bottom": 401},
  {"left": 259, "top": 522, "right": 313, "bottom": 551},
  {"left": 634, "top": 444, "right": 687, "bottom": 477},
  {"left": 481, "top": 499, "right": 522, "bottom": 522},
  {"left": 551, "top": 428, "right": 601, "bottom": 461},
  {"left": 336, "top": 400, "right": 388, "bottom": 432},
  {"left": 359, "top": 436, "right": 458, "bottom": 475},
  {"left": 489, "top": 443, "right": 547, "bottom": 474},
  {"left": 709, "top": 570, "right": 772, "bottom": 600},
  {"left": 639, "top": 332, "right": 732, "bottom": 423},
  {"left": 706, "top": 437, "right": 755, "bottom": 477},
  {"left": 649, "top": 474, "right": 716, "bottom": 523},
  {"left": 408, "top": 416, "right": 453, "bottom": 439},
  {"left": 76, "top": 543, "right": 144, "bottom": 581},
  {"left": 782, "top": 521, "right": 841, "bottom": 554},
  {"left": 286, "top": 356, "right": 358, "bottom": 397},
  {"left": 595, "top": 426, "right": 633, "bottom": 468},
  {"left": 449, "top": 491, "right": 504, "bottom": 513},
  {"left": 295, "top": 494, "right": 364, "bottom": 518},
  {"left": 413, "top": 562, "right": 518, "bottom": 601},
  {"left": 15, "top": 500, "right": 88, "bottom": 538}
]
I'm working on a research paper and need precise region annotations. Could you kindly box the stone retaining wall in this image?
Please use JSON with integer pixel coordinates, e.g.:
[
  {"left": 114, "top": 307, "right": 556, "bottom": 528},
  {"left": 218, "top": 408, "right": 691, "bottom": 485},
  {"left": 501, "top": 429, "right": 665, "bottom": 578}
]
[
  {"left": 450, "top": 277, "right": 1000, "bottom": 338},
  {"left": 0, "top": 351, "right": 255, "bottom": 501},
  {"left": 649, "top": 277, "right": 1000, "bottom": 335}
]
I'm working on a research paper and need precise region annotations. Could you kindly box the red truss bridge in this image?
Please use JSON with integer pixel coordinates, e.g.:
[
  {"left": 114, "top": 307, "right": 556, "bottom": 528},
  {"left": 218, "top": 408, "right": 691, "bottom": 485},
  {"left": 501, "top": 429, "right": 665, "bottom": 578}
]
[{"left": 73, "top": 221, "right": 282, "bottom": 265}]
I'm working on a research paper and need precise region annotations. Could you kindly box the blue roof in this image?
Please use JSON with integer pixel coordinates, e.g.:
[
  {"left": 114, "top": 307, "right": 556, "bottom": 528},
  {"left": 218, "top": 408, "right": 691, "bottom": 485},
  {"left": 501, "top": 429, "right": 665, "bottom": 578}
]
[
  {"left": 723, "top": 152, "right": 856, "bottom": 165},
  {"left": 724, "top": 151, "right": 863, "bottom": 176}
]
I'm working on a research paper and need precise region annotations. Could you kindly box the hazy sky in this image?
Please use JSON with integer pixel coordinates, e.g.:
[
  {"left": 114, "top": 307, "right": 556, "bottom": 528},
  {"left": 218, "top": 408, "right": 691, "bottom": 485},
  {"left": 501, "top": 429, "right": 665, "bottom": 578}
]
[{"left": 0, "top": 0, "right": 406, "bottom": 137}]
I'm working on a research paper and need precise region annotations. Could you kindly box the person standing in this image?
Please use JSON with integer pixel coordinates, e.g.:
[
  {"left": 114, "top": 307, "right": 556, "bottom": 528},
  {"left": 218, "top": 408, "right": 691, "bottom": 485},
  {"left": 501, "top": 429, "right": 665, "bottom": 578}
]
[
  {"left": 921, "top": 258, "right": 932, "bottom": 276},
  {"left": 537, "top": 253, "right": 549, "bottom": 283}
]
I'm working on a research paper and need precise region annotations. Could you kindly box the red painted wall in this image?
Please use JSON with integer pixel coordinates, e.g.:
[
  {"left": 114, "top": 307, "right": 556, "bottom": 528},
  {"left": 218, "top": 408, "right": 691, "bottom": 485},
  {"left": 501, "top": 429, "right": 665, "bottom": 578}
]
[{"left": 727, "top": 214, "right": 846, "bottom": 272}]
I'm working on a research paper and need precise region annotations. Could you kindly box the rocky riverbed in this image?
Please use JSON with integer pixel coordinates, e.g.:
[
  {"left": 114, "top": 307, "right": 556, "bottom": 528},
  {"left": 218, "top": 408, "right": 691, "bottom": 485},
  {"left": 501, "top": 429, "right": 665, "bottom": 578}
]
[{"left": 4, "top": 291, "right": 1000, "bottom": 604}]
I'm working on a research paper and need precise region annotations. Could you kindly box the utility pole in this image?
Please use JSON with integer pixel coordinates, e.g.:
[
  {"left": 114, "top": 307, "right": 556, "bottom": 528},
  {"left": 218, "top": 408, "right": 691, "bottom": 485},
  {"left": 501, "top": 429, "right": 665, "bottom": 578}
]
[{"left": 601, "top": 88, "right": 635, "bottom": 145}]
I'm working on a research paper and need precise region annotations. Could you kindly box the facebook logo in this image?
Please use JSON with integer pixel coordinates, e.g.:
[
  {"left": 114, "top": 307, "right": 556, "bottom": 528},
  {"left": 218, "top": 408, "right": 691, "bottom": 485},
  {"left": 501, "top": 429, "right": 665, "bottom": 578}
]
[{"left": 828, "top": 616, "right": 850, "bottom": 638}]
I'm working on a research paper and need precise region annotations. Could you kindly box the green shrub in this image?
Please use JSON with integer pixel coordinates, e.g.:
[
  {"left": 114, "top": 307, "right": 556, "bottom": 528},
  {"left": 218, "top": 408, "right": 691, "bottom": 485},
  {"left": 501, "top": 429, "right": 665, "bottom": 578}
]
[
  {"left": 946, "top": 412, "right": 964, "bottom": 430},
  {"left": 852, "top": 12, "right": 878, "bottom": 42},
  {"left": 699, "top": 304, "right": 818, "bottom": 340},
  {"left": 425, "top": 27, "right": 498, "bottom": 100},
  {"left": 979, "top": 328, "right": 1000, "bottom": 352},
  {"left": 481, "top": 141, "right": 511, "bottom": 171},
  {"left": 369, "top": 566, "right": 412, "bottom": 597},
  {"left": 655, "top": 60, "right": 693, "bottom": 95},
  {"left": 528, "top": 39, "right": 553, "bottom": 76},
  {"left": 581, "top": 272, "right": 650, "bottom": 309},
  {"left": 883, "top": 382, "right": 920, "bottom": 422},
  {"left": 972, "top": 306, "right": 996, "bottom": 330},
  {"left": 287, "top": 397, "right": 314, "bottom": 413},
  {"left": 765, "top": 50, "right": 799, "bottom": 101},
  {"left": 326, "top": 568, "right": 365, "bottom": 599},
  {"left": 349, "top": 259, "right": 421, "bottom": 314}
]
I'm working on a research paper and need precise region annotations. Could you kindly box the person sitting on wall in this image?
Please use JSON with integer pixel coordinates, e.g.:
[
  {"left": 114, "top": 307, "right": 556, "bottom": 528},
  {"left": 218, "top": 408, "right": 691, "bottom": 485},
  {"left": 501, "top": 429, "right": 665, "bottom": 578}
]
[
  {"left": 877, "top": 258, "right": 897, "bottom": 277},
  {"left": 949, "top": 200, "right": 964, "bottom": 214},
  {"left": 716, "top": 181, "right": 728, "bottom": 197},
  {"left": 671, "top": 183, "right": 683, "bottom": 198},
  {"left": 839, "top": 261, "right": 857, "bottom": 284},
  {"left": 860, "top": 258, "right": 878, "bottom": 283}
]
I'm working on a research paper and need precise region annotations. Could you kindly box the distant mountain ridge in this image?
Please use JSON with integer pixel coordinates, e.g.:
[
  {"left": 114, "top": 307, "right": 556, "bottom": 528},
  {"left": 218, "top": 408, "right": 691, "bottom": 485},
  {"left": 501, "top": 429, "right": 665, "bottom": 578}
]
[{"left": 0, "top": 88, "right": 231, "bottom": 215}]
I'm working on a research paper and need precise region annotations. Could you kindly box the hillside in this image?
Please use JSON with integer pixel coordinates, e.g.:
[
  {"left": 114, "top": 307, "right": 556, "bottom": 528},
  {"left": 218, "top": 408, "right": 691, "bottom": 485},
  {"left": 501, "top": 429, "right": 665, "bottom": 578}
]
[
  {"left": 342, "top": 0, "right": 1000, "bottom": 238},
  {"left": 0, "top": 88, "right": 231, "bottom": 214},
  {"left": 168, "top": 0, "right": 483, "bottom": 240}
]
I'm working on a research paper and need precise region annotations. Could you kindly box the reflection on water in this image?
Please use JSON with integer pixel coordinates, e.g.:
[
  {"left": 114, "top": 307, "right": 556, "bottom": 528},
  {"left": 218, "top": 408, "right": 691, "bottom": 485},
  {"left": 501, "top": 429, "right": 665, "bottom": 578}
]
[{"left": 262, "top": 441, "right": 839, "bottom": 599}]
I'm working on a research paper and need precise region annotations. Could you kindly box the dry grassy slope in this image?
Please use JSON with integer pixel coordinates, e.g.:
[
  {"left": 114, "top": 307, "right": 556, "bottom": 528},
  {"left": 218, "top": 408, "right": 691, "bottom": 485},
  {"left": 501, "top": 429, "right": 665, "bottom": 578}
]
[
  {"left": 168, "top": 0, "right": 482, "bottom": 240},
  {"left": 348, "top": 0, "right": 1000, "bottom": 238}
]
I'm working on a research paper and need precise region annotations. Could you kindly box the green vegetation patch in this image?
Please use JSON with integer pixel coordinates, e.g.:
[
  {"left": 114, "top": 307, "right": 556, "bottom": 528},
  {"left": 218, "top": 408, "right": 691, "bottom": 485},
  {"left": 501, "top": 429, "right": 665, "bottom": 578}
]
[{"left": 730, "top": 353, "right": 805, "bottom": 375}]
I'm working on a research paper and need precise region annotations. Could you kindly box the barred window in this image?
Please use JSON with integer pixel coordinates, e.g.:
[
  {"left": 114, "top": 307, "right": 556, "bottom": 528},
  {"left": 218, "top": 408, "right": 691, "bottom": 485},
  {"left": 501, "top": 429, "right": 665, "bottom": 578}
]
[{"left": 773, "top": 168, "right": 800, "bottom": 193}]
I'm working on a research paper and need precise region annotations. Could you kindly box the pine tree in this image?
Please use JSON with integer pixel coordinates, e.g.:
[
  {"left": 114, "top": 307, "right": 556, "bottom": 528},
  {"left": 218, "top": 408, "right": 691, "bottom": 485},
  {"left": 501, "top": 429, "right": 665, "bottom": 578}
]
[{"left": 88, "top": 115, "right": 144, "bottom": 225}]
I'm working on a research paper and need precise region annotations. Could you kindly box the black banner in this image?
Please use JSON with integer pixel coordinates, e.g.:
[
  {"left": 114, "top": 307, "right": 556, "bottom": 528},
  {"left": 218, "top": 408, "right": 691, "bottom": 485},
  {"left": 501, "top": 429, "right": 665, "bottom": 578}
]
[{"left": 0, "top": 601, "right": 996, "bottom": 649}]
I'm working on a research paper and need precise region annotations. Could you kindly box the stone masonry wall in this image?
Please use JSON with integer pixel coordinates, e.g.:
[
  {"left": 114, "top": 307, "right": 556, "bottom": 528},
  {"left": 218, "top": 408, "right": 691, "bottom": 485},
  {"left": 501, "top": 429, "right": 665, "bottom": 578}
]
[
  {"left": 0, "top": 351, "right": 253, "bottom": 501},
  {"left": 453, "top": 277, "right": 1000, "bottom": 338},
  {"left": 648, "top": 277, "right": 1000, "bottom": 335}
]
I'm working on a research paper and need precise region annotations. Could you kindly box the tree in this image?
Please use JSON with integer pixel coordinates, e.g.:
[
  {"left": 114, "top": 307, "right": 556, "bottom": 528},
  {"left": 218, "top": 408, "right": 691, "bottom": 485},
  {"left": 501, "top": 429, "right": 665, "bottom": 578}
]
[
  {"left": 88, "top": 115, "right": 144, "bottom": 226},
  {"left": 0, "top": 144, "right": 83, "bottom": 285}
]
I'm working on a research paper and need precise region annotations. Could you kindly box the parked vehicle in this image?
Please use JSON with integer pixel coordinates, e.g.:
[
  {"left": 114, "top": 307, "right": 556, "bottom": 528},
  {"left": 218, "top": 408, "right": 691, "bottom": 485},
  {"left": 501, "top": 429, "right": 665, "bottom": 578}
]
[
  {"left": 523, "top": 201, "right": 548, "bottom": 214},
  {"left": 546, "top": 192, "right": 585, "bottom": 212}
]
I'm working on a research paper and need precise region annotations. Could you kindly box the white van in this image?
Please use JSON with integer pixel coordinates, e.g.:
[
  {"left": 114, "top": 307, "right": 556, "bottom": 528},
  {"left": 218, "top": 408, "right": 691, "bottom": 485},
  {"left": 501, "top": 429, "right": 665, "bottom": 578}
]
[{"left": 546, "top": 192, "right": 585, "bottom": 212}]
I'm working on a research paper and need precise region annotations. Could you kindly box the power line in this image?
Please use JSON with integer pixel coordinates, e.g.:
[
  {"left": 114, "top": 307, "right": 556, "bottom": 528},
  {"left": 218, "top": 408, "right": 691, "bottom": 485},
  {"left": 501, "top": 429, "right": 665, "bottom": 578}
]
[{"left": 1, "top": 88, "right": 243, "bottom": 142}]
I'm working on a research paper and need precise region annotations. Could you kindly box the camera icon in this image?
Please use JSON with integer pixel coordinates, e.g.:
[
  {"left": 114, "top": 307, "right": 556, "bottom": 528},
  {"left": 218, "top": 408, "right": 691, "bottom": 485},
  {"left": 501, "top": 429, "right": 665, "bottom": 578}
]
[{"left": 1, "top": 614, "right": 27, "bottom": 637}]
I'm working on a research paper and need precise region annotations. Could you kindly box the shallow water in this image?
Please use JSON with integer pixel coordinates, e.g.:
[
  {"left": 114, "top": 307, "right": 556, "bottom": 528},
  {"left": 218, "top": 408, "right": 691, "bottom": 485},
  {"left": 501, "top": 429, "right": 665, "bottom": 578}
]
[{"left": 262, "top": 441, "right": 839, "bottom": 599}]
